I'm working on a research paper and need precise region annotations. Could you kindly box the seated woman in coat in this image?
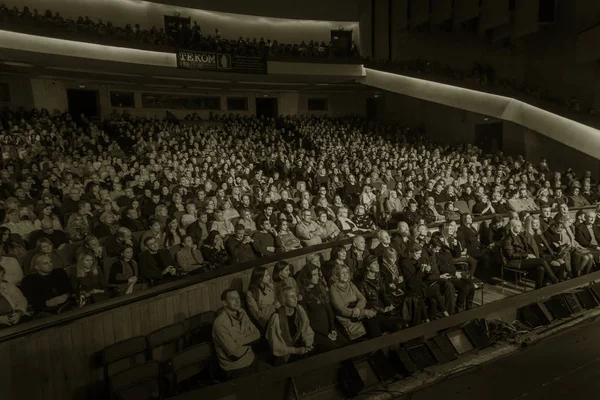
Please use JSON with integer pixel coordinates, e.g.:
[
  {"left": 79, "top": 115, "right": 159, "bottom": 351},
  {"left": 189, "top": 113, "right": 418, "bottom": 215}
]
[
  {"left": 71, "top": 252, "right": 109, "bottom": 306},
  {"left": 329, "top": 263, "right": 399, "bottom": 340},
  {"left": 297, "top": 263, "right": 348, "bottom": 351}
]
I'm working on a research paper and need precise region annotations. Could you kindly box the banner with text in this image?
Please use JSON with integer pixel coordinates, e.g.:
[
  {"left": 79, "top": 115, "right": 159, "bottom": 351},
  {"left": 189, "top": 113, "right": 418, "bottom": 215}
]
[{"left": 176, "top": 50, "right": 267, "bottom": 74}]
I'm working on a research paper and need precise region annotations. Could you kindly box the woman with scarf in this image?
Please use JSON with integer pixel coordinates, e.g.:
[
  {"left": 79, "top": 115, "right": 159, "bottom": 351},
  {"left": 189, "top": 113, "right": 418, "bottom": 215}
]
[{"left": 380, "top": 247, "right": 425, "bottom": 325}]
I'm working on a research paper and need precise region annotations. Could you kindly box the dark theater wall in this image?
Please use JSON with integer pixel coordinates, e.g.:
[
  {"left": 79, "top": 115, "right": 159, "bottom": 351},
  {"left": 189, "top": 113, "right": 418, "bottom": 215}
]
[
  {"left": 155, "top": 0, "right": 360, "bottom": 21},
  {"left": 382, "top": 92, "right": 600, "bottom": 178}
]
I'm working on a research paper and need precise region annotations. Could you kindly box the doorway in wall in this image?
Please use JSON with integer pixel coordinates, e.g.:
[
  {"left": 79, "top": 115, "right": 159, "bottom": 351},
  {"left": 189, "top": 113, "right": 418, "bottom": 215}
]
[
  {"left": 366, "top": 97, "right": 379, "bottom": 120},
  {"left": 256, "top": 98, "right": 278, "bottom": 119},
  {"left": 474, "top": 122, "right": 503, "bottom": 155},
  {"left": 67, "top": 89, "right": 99, "bottom": 121}
]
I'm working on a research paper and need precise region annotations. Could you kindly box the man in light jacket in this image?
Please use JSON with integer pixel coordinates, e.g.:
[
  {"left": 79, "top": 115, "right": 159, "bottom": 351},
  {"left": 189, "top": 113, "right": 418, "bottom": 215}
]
[{"left": 212, "top": 289, "right": 261, "bottom": 379}]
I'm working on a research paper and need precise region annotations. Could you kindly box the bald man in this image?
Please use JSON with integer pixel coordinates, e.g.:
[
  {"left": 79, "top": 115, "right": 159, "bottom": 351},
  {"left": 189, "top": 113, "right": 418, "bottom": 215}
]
[
  {"left": 28, "top": 219, "right": 68, "bottom": 249},
  {"left": 502, "top": 220, "right": 559, "bottom": 289},
  {"left": 20, "top": 255, "right": 73, "bottom": 313}
]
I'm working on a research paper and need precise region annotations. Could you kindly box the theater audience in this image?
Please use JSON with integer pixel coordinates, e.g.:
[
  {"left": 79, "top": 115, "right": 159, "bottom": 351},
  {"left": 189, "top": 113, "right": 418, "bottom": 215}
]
[
  {"left": 72, "top": 253, "right": 108, "bottom": 305},
  {"left": 213, "top": 289, "right": 261, "bottom": 379},
  {"left": 201, "top": 231, "right": 230, "bottom": 266},
  {"left": 0, "top": 227, "right": 27, "bottom": 262},
  {"left": 346, "top": 235, "right": 370, "bottom": 277},
  {"left": 558, "top": 216, "right": 595, "bottom": 276},
  {"left": 176, "top": 235, "right": 206, "bottom": 273},
  {"left": 275, "top": 220, "right": 302, "bottom": 252},
  {"left": 297, "top": 263, "right": 346, "bottom": 350},
  {"left": 28, "top": 219, "right": 68, "bottom": 250},
  {"left": 108, "top": 246, "right": 143, "bottom": 295},
  {"left": 21, "top": 254, "right": 73, "bottom": 313},
  {"left": 138, "top": 237, "right": 178, "bottom": 283},
  {"left": 266, "top": 286, "right": 314, "bottom": 365},
  {"left": 0, "top": 254, "right": 23, "bottom": 287},
  {"left": 226, "top": 224, "right": 257, "bottom": 263},
  {"left": 272, "top": 261, "right": 298, "bottom": 301},
  {"left": 246, "top": 266, "right": 279, "bottom": 330},
  {"left": 0, "top": 266, "right": 27, "bottom": 327},
  {"left": 329, "top": 264, "right": 370, "bottom": 340},
  {"left": 502, "top": 220, "right": 559, "bottom": 288}
]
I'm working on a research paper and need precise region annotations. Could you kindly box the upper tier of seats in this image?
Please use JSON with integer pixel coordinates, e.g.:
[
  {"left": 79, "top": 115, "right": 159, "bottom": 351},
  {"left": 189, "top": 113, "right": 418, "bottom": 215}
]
[{"left": 0, "top": 5, "right": 360, "bottom": 59}]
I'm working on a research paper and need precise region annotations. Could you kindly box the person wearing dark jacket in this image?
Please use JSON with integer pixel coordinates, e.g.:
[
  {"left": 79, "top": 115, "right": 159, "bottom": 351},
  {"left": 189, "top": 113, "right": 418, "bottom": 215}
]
[
  {"left": 391, "top": 221, "right": 413, "bottom": 260},
  {"left": 502, "top": 220, "right": 559, "bottom": 289},
  {"left": 345, "top": 235, "right": 370, "bottom": 277},
  {"left": 297, "top": 263, "right": 347, "bottom": 350},
  {"left": 400, "top": 244, "right": 449, "bottom": 321},
  {"left": 138, "top": 237, "right": 178, "bottom": 283},
  {"left": 21, "top": 254, "right": 73, "bottom": 313},
  {"left": 428, "top": 237, "right": 475, "bottom": 312},
  {"left": 226, "top": 224, "right": 257, "bottom": 264},
  {"left": 353, "top": 256, "right": 404, "bottom": 333},
  {"left": 380, "top": 247, "right": 425, "bottom": 325},
  {"left": 457, "top": 213, "right": 493, "bottom": 282},
  {"left": 251, "top": 217, "right": 278, "bottom": 257},
  {"left": 575, "top": 211, "right": 600, "bottom": 257}
]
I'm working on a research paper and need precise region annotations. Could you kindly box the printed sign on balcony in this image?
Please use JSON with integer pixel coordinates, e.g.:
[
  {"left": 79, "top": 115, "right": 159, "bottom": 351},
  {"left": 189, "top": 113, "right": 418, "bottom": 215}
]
[{"left": 176, "top": 50, "right": 267, "bottom": 74}]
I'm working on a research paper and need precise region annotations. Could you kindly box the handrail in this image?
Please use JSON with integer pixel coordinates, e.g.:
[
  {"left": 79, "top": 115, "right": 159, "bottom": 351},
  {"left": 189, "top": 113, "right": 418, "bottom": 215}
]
[
  {"left": 174, "top": 270, "right": 600, "bottom": 400},
  {"left": 0, "top": 205, "right": 595, "bottom": 343}
]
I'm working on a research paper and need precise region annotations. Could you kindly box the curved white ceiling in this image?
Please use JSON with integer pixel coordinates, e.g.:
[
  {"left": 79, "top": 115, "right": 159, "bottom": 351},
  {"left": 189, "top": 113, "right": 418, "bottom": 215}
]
[{"left": 361, "top": 68, "right": 600, "bottom": 160}]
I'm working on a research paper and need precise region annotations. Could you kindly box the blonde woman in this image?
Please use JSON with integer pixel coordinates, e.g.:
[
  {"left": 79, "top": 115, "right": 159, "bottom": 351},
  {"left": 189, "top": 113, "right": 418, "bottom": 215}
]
[{"left": 72, "top": 252, "right": 108, "bottom": 305}]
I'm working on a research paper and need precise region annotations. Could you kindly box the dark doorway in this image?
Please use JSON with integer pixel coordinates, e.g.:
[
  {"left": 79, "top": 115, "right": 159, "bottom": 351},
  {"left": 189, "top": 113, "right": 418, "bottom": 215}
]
[
  {"left": 67, "top": 89, "right": 99, "bottom": 121},
  {"left": 475, "top": 122, "right": 503, "bottom": 154},
  {"left": 256, "top": 98, "right": 278, "bottom": 119},
  {"left": 366, "top": 97, "right": 379, "bottom": 120}
]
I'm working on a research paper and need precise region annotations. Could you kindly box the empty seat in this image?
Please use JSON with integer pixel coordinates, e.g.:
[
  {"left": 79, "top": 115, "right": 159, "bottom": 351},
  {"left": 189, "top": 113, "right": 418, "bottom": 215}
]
[
  {"left": 167, "top": 343, "right": 214, "bottom": 393},
  {"left": 185, "top": 310, "right": 217, "bottom": 346},
  {"left": 110, "top": 361, "right": 160, "bottom": 400},
  {"left": 102, "top": 336, "right": 148, "bottom": 380},
  {"left": 146, "top": 323, "right": 186, "bottom": 364}
]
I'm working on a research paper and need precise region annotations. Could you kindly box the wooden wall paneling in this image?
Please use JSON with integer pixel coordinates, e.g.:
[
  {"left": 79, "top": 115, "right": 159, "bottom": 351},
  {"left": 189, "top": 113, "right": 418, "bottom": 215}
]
[
  {"left": 148, "top": 301, "right": 160, "bottom": 332},
  {"left": 208, "top": 282, "right": 219, "bottom": 311},
  {"left": 179, "top": 290, "right": 190, "bottom": 319},
  {"left": 102, "top": 313, "right": 116, "bottom": 348},
  {"left": 17, "top": 338, "right": 41, "bottom": 399},
  {"left": 69, "top": 323, "right": 87, "bottom": 395},
  {"left": 0, "top": 342, "right": 13, "bottom": 398},
  {"left": 49, "top": 328, "right": 69, "bottom": 399},
  {"left": 113, "top": 308, "right": 126, "bottom": 342},
  {"left": 91, "top": 316, "right": 107, "bottom": 383},
  {"left": 36, "top": 334, "right": 56, "bottom": 400},
  {"left": 139, "top": 303, "right": 151, "bottom": 333},
  {"left": 188, "top": 287, "right": 198, "bottom": 316},
  {"left": 129, "top": 304, "right": 141, "bottom": 337},
  {"left": 156, "top": 298, "right": 167, "bottom": 329},
  {"left": 169, "top": 295, "right": 180, "bottom": 323}
]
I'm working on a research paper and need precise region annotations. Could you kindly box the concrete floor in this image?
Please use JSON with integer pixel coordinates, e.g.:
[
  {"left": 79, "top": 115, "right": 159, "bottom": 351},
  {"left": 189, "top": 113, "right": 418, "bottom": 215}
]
[{"left": 399, "top": 316, "right": 600, "bottom": 400}]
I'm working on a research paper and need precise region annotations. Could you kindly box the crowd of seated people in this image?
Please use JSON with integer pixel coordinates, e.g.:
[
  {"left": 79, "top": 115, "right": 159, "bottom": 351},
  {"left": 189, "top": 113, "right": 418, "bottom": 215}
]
[
  {"left": 0, "top": 107, "right": 599, "bottom": 330},
  {"left": 0, "top": 5, "right": 359, "bottom": 58}
]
